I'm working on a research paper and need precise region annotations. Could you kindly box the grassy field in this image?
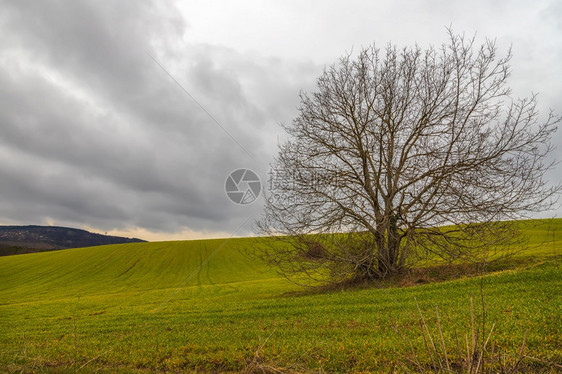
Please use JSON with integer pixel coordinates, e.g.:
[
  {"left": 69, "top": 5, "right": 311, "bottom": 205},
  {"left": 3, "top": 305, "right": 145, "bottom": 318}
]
[{"left": 0, "top": 219, "right": 560, "bottom": 373}]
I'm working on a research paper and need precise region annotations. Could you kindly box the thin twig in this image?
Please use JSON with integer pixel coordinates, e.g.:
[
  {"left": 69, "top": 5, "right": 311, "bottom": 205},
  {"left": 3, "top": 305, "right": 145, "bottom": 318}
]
[
  {"left": 77, "top": 349, "right": 111, "bottom": 371},
  {"left": 415, "top": 298, "right": 443, "bottom": 370},
  {"left": 509, "top": 329, "right": 528, "bottom": 374},
  {"left": 436, "top": 305, "right": 451, "bottom": 372},
  {"left": 475, "top": 323, "right": 495, "bottom": 373}
]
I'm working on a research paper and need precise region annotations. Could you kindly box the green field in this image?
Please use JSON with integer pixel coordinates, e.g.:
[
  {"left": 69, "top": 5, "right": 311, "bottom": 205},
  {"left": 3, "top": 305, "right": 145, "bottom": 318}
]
[{"left": 0, "top": 219, "right": 560, "bottom": 373}]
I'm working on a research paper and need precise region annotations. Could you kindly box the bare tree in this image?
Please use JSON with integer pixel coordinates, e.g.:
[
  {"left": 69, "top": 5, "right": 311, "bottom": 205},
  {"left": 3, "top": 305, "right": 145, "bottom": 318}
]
[{"left": 257, "top": 31, "right": 560, "bottom": 283}]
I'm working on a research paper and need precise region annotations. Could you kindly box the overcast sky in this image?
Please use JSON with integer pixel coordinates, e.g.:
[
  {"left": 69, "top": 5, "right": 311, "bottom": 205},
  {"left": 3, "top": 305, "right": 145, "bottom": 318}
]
[{"left": 1, "top": 1, "right": 561, "bottom": 241}]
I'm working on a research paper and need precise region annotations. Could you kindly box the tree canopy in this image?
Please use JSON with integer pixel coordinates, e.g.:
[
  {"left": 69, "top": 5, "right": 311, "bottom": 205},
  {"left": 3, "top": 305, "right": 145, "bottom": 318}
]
[{"left": 257, "top": 31, "right": 560, "bottom": 283}]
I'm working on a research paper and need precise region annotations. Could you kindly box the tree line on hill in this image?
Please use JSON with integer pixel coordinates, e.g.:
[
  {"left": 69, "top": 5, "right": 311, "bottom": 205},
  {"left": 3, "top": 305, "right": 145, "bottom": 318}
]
[{"left": 0, "top": 225, "right": 146, "bottom": 256}]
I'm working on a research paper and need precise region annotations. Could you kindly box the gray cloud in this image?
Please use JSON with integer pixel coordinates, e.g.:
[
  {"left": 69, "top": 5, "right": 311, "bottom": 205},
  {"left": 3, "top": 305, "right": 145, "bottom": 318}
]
[
  {"left": 0, "top": 1, "right": 320, "bottom": 237},
  {"left": 0, "top": 0, "right": 560, "bottom": 239}
]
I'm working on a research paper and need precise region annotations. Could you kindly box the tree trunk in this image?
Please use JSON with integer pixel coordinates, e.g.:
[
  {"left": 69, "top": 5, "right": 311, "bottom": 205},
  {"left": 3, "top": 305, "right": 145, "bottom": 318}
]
[
  {"left": 375, "top": 230, "right": 388, "bottom": 275},
  {"left": 376, "top": 215, "right": 401, "bottom": 277},
  {"left": 387, "top": 214, "right": 400, "bottom": 271}
]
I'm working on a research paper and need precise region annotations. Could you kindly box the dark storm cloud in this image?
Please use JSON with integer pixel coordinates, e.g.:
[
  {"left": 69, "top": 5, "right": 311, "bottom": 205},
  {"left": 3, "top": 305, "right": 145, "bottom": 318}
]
[{"left": 0, "top": 1, "right": 317, "bottom": 236}]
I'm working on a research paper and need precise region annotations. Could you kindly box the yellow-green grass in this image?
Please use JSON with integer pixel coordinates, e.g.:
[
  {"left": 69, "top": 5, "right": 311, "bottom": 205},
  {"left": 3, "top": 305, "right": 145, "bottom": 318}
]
[{"left": 0, "top": 219, "right": 560, "bottom": 372}]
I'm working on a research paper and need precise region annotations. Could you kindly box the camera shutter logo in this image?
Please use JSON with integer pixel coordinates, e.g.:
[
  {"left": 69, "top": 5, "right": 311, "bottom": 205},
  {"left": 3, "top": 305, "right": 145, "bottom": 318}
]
[{"left": 225, "top": 169, "right": 261, "bottom": 205}]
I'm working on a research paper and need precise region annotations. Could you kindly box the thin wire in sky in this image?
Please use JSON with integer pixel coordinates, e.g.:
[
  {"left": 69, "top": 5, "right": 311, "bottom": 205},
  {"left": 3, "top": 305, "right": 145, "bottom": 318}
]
[{"left": 145, "top": 51, "right": 255, "bottom": 161}]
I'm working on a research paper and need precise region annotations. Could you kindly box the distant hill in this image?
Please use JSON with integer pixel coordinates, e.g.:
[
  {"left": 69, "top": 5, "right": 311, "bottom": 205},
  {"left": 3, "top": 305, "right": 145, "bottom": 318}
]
[{"left": 0, "top": 225, "right": 146, "bottom": 256}]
